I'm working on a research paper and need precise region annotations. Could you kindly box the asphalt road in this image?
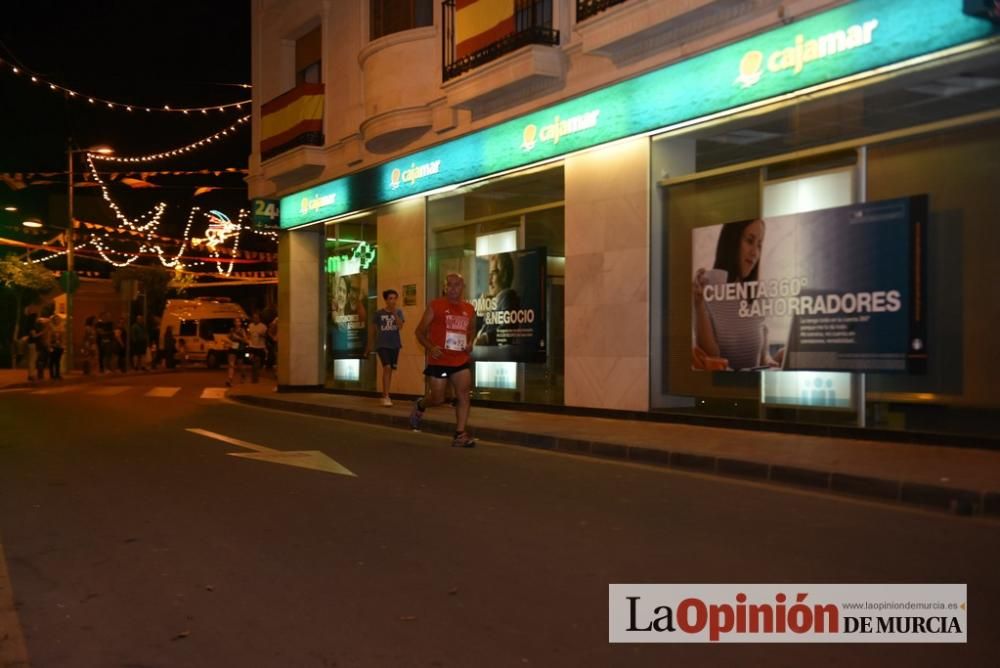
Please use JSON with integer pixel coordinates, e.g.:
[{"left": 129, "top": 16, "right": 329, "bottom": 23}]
[{"left": 1, "top": 371, "right": 998, "bottom": 667}]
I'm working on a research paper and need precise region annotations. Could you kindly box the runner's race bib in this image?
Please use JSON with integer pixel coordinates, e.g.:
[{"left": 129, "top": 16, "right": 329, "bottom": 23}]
[{"left": 445, "top": 331, "right": 467, "bottom": 352}]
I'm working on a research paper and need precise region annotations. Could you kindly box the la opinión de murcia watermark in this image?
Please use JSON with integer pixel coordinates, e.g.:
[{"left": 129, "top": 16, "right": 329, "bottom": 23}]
[{"left": 608, "top": 584, "right": 966, "bottom": 643}]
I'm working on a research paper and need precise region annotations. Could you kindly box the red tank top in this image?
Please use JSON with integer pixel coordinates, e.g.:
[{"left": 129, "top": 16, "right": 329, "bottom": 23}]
[{"left": 427, "top": 297, "right": 475, "bottom": 367}]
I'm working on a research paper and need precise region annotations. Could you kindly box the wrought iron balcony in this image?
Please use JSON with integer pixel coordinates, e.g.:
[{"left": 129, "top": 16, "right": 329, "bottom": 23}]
[
  {"left": 576, "top": 0, "right": 630, "bottom": 23},
  {"left": 443, "top": 0, "right": 559, "bottom": 82}
]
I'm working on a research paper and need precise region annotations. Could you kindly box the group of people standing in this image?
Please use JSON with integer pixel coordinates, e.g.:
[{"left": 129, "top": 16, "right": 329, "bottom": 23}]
[
  {"left": 22, "top": 310, "right": 66, "bottom": 382},
  {"left": 79, "top": 313, "right": 156, "bottom": 375}
]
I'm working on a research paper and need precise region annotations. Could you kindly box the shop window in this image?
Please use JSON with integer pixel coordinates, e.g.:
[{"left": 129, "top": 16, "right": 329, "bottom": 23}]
[
  {"left": 370, "top": 0, "right": 433, "bottom": 41},
  {"left": 426, "top": 165, "right": 565, "bottom": 405},
  {"left": 649, "top": 57, "right": 1000, "bottom": 439},
  {"left": 325, "top": 214, "right": 378, "bottom": 390}
]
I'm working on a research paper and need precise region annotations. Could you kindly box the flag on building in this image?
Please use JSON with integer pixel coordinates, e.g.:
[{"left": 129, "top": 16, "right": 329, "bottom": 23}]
[
  {"left": 260, "top": 83, "right": 324, "bottom": 157},
  {"left": 456, "top": 0, "right": 514, "bottom": 60}
]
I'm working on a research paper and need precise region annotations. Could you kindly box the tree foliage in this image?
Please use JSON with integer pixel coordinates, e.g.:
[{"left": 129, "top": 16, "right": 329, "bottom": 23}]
[
  {"left": 0, "top": 256, "right": 58, "bottom": 294},
  {"left": 0, "top": 256, "right": 58, "bottom": 367}
]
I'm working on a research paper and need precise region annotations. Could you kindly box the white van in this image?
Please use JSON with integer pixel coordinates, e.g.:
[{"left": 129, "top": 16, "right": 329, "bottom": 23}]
[{"left": 160, "top": 297, "right": 248, "bottom": 368}]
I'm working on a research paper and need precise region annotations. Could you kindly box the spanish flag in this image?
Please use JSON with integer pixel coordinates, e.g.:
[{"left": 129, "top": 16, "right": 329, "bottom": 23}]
[
  {"left": 456, "top": 0, "right": 515, "bottom": 60},
  {"left": 260, "top": 83, "right": 324, "bottom": 156}
]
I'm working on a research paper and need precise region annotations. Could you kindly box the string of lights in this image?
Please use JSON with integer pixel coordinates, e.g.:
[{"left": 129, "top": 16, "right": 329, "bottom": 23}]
[
  {"left": 0, "top": 56, "right": 250, "bottom": 114},
  {"left": 87, "top": 115, "right": 250, "bottom": 163},
  {"left": 86, "top": 155, "right": 169, "bottom": 236},
  {"left": 248, "top": 226, "right": 279, "bottom": 240}
]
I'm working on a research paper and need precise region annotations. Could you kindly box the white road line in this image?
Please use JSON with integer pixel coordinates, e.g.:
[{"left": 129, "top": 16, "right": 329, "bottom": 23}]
[
  {"left": 200, "top": 387, "right": 228, "bottom": 399},
  {"left": 146, "top": 386, "right": 181, "bottom": 398},
  {"left": 185, "top": 428, "right": 273, "bottom": 452},
  {"left": 88, "top": 386, "right": 130, "bottom": 396},
  {"left": 32, "top": 384, "right": 86, "bottom": 394}
]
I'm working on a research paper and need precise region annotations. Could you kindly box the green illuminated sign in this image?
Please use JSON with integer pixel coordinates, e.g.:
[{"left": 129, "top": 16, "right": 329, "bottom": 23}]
[
  {"left": 326, "top": 240, "right": 377, "bottom": 274},
  {"left": 281, "top": 0, "right": 996, "bottom": 229}
]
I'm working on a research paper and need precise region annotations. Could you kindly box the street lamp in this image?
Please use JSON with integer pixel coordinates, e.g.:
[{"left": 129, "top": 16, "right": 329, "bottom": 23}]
[{"left": 65, "top": 143, "right": 113, "bottom": 373}]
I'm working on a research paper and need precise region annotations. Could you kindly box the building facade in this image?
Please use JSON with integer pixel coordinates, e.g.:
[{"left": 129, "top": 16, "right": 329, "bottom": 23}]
[{"left": 249, "top": 0, "right": 1000, "bottom": 440}]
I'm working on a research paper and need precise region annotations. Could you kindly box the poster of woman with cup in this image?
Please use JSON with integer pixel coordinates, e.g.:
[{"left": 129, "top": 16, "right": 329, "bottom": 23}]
[{"left": 692, "top": 218, "right": 783, "bottom": 371}]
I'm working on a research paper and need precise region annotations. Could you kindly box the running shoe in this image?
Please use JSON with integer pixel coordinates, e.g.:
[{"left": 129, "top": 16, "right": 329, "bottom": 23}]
[
  {"left": 381, "top": 396, "right": 393, "bottom": 407},
  {"left": 409, "top": 398, "right": 424, "bottom": 430},
  {"left": 451, "top": 431, "right": 476, "bottom": 448}
]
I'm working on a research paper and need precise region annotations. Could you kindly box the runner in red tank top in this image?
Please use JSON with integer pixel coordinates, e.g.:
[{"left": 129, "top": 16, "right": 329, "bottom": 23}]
[{"left": 410, "top": 273, "right": 477, "bottom": 447}]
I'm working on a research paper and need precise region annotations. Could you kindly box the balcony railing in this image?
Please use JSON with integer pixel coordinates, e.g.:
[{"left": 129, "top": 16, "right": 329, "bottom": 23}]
[
  {"left": 443, "top": 0, "right": 559, "bottom": 82},
  {"left": 576, "top": 0, "right": 629, "bottom": 23},
  {"left": 260, "top": 83, "right": 325, "bottom": 161}
]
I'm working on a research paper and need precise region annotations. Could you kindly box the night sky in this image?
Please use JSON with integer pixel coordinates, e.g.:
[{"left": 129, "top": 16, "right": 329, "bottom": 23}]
[{"left": 0, "top": 1, "right": 253, "bottom": 242}]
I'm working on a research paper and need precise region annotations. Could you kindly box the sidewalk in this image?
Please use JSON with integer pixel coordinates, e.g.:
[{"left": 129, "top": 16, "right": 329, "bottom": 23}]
[{"left": 228, "top": 382, "right": 1000, "bottom": 519}]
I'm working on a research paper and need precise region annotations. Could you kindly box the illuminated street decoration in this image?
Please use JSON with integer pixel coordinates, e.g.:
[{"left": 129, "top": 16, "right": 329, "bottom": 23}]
[
  {"left": 0, "top": 55, "right": 250, "bottom": 113},
  {"left": 89, "top": 116, "right": 250, "bottom": 163},
  {"left": 202, "top": 210, "right": 238, "bottom": 249}
]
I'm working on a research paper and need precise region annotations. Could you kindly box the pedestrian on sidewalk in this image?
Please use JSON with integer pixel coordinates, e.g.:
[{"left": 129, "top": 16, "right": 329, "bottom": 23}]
[
  {"left": 162, "top": 325, "right": 177, "bottom": 370},
  {"left": 113, "top": 318, "right": 128, "bottom": 373},
  {"left": 97, "top": 312, "right": 114, "bottom": 374},
  {"left": 226, "top": 317, "right": 249, "bottom": 387},
  {"left": 49, "top": 314, "right": 65, "bottom": 379},
  {"left": 409, "top": 273, "right": 477, "bottom": 448},
  {"left": 22, "top": 314, "right": 39, "bottom": 382},
  {"left": 265, "top": 315, "right": 278, "bottom": 376},
  {"left": 81, "top": 316, "right": 98, "bottom": 375},
  {"left": 130, "top": 315, "right": 148, "bottom": 371},
  {"left": 375, "top": 289, "right": 405, "bottom": 406},
  {"left": 33, "top": 312, "right": 52, "bottom": 380},
  {"left": 246, "top": 312, "right": 268, "bottom": 383}
]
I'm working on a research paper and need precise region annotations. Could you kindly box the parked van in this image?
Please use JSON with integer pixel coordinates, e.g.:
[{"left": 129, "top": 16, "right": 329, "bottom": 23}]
[{"left": 160, "top": 297, "right": 248, "bottom": 368}]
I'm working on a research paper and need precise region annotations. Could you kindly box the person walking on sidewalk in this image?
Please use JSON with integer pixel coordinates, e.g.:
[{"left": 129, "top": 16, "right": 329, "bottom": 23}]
[
  {"left": 113, "top": 318, "right": 128, "bottom": 373},
  {"left": 162, "top": 325, "right": 177, "bottom": 369},
  {"left": 49, "top": 314, "right": 65, "bottom": 379},
  {"left": 97, "top": 312, "right": 114, "bottom": 374},
  {"left": 409, "top": 273, "right": 477, "bottom": 448},
  {"left": 375, "top": 289, "right": 405, "bottom": 406},
  {"left": 265, "top": 316, "right": 278, "bottom": 376},
  {"left": 226, "top": 317, "right": 249, "bottom": 387},
  {"left": 33, "top": 313, "right": 52, "bottom": 380},
  {"left": 81, "top": 315, "right": 98, "bottom": 375},
  {"left": 246, "top": 312, "right": 268, "bottom": 383},
  {"left": 130, "top": 315, "right": 148, "bottom": 371}
]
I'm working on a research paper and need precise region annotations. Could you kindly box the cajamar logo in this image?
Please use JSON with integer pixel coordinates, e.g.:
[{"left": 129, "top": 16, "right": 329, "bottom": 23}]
[
  {"left": 389, "top": 160, "right": 442, "bottom": 189},
  {"left": 735, "top": 18, "right": 879, "bottom": 89},
  {"left": 521, "top": 110, "right": 601, "bottom": 151}
]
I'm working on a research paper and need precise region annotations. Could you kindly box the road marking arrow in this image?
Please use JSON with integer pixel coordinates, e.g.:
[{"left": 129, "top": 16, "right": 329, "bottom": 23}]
[{"left": 185, "top": 428, "right": 356, "bottom": 477}]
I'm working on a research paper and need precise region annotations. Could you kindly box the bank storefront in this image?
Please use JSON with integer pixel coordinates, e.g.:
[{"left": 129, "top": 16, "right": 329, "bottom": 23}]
[{"left": 279, "top": 0, "right": 999, "bottom": 440}]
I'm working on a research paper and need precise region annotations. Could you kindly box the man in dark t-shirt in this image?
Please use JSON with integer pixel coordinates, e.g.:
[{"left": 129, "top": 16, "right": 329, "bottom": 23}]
[{"left": 375, "top": 289, "right": 405, "bottom": 406}]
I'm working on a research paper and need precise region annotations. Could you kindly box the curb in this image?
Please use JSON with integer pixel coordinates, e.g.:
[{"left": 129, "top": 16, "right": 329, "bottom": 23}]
[{"left": 230, "top": 394, "right": 1000, "bottom": 519}]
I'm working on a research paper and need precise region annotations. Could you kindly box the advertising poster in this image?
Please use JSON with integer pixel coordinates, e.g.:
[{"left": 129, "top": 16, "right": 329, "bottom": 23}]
[
  {"left": 328, "top": 270, "right": 368, "bottom": 358},
  {"left": 471, "top": 247, "right": 546, "bottom": 363},
  {"left": 691, "top": 196, "right": 927, "bottom": 373}
]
